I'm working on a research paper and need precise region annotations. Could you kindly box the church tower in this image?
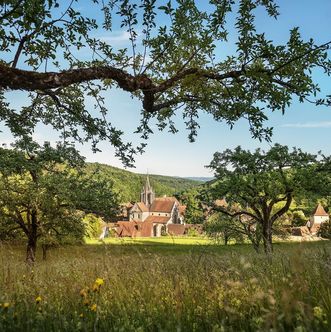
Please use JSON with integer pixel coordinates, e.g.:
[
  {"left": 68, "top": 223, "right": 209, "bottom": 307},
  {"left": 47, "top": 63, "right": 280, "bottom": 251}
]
[{"left": 141, "top": 174, "right": 155, "bottom": 207}]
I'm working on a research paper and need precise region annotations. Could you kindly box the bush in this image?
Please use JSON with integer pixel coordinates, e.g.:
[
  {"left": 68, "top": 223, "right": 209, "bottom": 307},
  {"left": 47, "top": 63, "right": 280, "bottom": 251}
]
[
  {"left": 292, "top": 210, "right": 307, "bottom": 227},
  {"left": 318, "top": 221, "right": 331, "bottom": 239}
]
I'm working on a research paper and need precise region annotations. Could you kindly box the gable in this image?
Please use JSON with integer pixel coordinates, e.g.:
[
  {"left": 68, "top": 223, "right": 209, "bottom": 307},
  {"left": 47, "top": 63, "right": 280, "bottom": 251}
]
[
  {"left": 150, "top": 199, "right": 175, "bottom": 213},
  {"left": 130, "top": 202, "right": 149, "bottom": 213},
  {"left": 313, "top": 204, "right": 328, "bottom": 216}
]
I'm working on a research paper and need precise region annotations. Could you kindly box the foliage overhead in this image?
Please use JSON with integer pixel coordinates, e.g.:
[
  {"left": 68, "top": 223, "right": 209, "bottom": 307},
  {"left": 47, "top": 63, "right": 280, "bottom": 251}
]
[{"left": 1, "top": 0, "right": 330, "bottom": 165}]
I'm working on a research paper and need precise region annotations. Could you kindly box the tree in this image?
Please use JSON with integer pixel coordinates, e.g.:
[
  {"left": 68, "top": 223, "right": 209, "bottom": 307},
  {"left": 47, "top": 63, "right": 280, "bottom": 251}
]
[
  {"left": 206, "top": 144, "right": 324, "bottom": 254},
  {"left": 1, "top": 1, "right": 330, "bottom": 165},
  {"left": 181, "top": 188, "right": 205, "bottom": 224},
  {"left": 319, "top": 220, "right": 331, "bottom": 239},
  {"left": 204, "top": 213, "right": 244, "bottom": 246},
  {"left": 0, "top": 139, "right": 119, "bottom": 263}
]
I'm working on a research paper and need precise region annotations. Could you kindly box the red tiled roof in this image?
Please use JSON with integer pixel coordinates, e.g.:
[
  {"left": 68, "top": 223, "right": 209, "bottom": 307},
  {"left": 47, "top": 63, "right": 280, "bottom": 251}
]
[
  {"left": 144, "top": 216, "right": 171, "bottom": 224},
  {"left": 150, "top": 199, "right": 175, "bottom": 213},
  {"left": 116, "top": 221, "right": 153, "bottom": 237},
  {"left": 134, "top": 202, "right": 149, "bottom": 212},
  {"left": 121, "top": 202, "right": 133, "bottom": 208},
  {"left": 313, "top": 203, "right": 329, "bottom": 216},
  {"left": 156, "top": 196, "right": 179, "bottom": 203}
]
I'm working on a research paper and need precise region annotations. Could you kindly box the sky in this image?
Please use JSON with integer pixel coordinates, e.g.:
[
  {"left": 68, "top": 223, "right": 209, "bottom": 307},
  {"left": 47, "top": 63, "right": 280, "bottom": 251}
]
[{"left": 2, "top": 0, "right": 331, "bottom": 177}]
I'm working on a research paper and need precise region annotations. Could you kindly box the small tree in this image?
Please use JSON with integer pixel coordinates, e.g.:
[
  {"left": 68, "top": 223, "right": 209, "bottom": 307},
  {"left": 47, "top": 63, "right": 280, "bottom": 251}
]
[
  {"left": 319, "top": 221, "right": 331, "bottom": 239},
  {"left": 181, "top": 188, "right": 205, "bottom": 224},
  {"left": 204, "top": 213, "right": 244, "bottom": 246},
  {"left": 0, "top": 139, "right": 119, "bottom": 263},
  {"left": 291, "top": 210, "right": 307, "bottom": 227},
  {"left": 207, "top": 144, "right": 322, "bottom": 254}
]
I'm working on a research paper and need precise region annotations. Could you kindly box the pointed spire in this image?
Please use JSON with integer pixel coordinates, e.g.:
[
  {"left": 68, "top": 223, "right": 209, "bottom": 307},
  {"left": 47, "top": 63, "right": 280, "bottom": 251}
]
[
  {"left": 140, "top": 171, "right": 155, "bottom": 207},
  {"left": 145, "top": 172, "right": 151, "bottom": 189}
]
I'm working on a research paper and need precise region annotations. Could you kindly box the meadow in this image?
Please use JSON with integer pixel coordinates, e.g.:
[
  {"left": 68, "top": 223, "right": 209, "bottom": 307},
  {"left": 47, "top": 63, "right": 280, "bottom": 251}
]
[{"left": 0, "top": 239, "right": 330, "bottom": 331}]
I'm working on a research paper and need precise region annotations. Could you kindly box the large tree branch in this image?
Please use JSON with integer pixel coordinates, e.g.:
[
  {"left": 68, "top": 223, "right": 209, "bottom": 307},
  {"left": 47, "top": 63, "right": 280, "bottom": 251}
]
[
  {"left": 269, "top": 192, "right": 293, "bottom": 225},
  {"left": 211, "top": 205, "right": 259, "bottom": 222},
  {"left": 0, "top": 63, "right": 154, "bottom": 92}
]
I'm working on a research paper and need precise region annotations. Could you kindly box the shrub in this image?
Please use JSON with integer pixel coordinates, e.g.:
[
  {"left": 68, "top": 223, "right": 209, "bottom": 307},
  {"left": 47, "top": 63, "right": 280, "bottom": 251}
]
[
  {"left": 292, "top": 210, "right": 307, "bottom": 227},
  {"left": 318, "top": 221, "right": 331, "bottom": 239}
]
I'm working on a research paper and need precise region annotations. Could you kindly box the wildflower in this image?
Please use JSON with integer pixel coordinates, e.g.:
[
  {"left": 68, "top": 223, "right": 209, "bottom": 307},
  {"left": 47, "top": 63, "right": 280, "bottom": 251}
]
[
  {"left": 80, "top": 289, "right": 87, "bottom": 298},
  {"left": 92, "top": 278, "right": 104, "bottom": 292},
  {"left": 83, "top": 299, "right": 90, "bottom": 306},
  {"left": 3, "top": 302, "right": 10, "bottom": 310},
  {"left": 92, "top": 284, "right": 99, "bottom": 292},
  {"left": 79, "top": 313, "right": 84, "bottom": 318},
  {"left": 35, "top": 296, "right": 42, "bottom": 304},
  {"left": 313, "top": 306, "right": 325, "bottom": 320},
  {"left": 95, "top": 278, "right": 104, "bottom": 287},
  {"left": 90, "top": 304, "right": 97, "bottom": 312}
]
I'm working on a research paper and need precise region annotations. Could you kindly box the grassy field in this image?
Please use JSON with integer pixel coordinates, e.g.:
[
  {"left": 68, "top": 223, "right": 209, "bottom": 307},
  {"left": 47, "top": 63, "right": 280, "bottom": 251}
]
[{"left": 0, "top": 239, "right": 331, "bottom": 331}]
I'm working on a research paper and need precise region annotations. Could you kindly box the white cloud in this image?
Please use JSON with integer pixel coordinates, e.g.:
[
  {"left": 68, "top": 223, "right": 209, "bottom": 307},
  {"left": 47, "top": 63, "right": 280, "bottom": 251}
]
[
  {"left": 281, "top": 121, "right": 331, "bottom": 128},
  {"left": 98, "top": 31, "right": 133, "bottom": 45}
]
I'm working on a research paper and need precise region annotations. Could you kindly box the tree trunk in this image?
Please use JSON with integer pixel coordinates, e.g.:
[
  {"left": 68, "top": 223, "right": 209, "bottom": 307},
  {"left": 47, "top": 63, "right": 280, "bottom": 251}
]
[
  {"left": 252, "top": 240, "right": 260, "bottom": 253},
  {"left": 26, "top": 209, "right": 38, "bottom": 264},
  {"left": 26, "top": 235, "right": 37, "bottom": 264},
  {"left": 224, "top": 233, "right": 229, "bottom": 245},
  {"left": 262, "top": 222, "right": 273, "bottom": 255}
]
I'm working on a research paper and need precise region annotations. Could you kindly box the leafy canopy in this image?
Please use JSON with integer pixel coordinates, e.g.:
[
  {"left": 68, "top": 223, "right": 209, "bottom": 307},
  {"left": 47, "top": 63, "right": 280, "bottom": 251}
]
[
  {"left": 206, "top": 144, "right": 328, "bottom": 253},
  {"left": 0, "top": 0, "right": 330, "bottom": 165},
  {"left": 0, "top": 139, "right": 120, "bottom": 253}
]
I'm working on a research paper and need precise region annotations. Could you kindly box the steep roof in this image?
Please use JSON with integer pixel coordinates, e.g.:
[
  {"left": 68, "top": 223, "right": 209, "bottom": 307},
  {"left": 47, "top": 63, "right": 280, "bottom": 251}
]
[
  {"left": 131, "top": 202, "right": 149, "bottom": 212},
  {"left": 157, "top": 196, "right": 179, "bottom": 203},
  {"left": 150, "top": 199, "right": 175, "bottom": 213},
  {"left": 144, "top": 216, "right": 171, "bottom": 224},
  {"left": 313, "top": 203, "right": 329, "bottom": 216},
  {"left": 121, "top": 202, "right": 133, "bottom": 208}
]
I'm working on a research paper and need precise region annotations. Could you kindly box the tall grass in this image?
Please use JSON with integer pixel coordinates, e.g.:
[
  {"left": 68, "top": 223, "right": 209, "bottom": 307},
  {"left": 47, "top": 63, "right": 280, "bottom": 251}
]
[{"left": 0, "top": 241, "right": 330, "bottom": 331}]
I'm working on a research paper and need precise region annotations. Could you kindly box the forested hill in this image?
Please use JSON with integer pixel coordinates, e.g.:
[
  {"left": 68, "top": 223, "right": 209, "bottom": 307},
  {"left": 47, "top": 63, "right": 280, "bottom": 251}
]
[{"left": 85, "top": 163, "right": 203, "bottom": 203}]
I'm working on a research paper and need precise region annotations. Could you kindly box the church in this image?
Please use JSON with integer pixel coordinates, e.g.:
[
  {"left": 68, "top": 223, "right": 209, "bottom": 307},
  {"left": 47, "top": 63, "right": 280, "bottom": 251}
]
[{"left": 111, "top": 176, "right": 186, "bottom": 238}]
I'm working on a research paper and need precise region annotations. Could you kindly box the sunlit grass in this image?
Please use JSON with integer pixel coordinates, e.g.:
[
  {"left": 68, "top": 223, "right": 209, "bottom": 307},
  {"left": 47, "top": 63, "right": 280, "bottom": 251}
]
[
  {"left": 86, "top": 236, "right": 213, "bottom": 245},
  {"left": 0, "top": 240, "right": 330, "bottom": 331}
]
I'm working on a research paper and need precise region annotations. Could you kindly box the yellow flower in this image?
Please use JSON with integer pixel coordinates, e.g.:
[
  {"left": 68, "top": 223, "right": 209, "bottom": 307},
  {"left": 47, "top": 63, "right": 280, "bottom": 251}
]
[
  {"left": 90, "top": 303, "right": 97, "bottom": 312},
  {"left": 313, "top": 306, "right": 325, "bottom": 320},
  {"left": 35, "top": 296, "right": 42, "bottom": 304},
  {"left": 83, "top": 299, "right": 90, "bottom": 306},
  {"left": 79, "top": 313, "right": 84, "bottom": 318},
  {"left": 95, "top": 278, "right": 104, "bottom": 286},
  {"left": 80, "top": 289, "right": 87, "bottom": 298},
  {"left": 3, "top": 302, "right": 10, "bottom": 310},
  {"left": 92, "top": 284, "right": 99, "bottom": 292}
]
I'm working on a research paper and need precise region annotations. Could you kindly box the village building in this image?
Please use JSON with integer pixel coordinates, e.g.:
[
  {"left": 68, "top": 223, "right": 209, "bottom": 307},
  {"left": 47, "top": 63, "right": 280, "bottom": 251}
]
[
  {"left": 101, "top": 175, "right": 186, "bottom": 238},
  {"left": 292, "top": 203, "right": 329, "bottom": 237},
  {"left": 308, "top": 203, "right": 329, "bottom": 234}
]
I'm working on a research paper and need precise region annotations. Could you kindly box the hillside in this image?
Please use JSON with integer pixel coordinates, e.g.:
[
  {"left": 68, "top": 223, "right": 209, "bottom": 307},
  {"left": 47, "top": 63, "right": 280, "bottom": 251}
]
[{"left": 85, "top": 163, "right": 203, "bottom": 202}]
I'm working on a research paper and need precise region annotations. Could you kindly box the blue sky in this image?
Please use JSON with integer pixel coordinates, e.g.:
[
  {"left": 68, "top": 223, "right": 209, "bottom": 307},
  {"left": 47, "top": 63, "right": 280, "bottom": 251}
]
[{"left": 2, "top": 0, "right": 331, "bottom": 177}]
